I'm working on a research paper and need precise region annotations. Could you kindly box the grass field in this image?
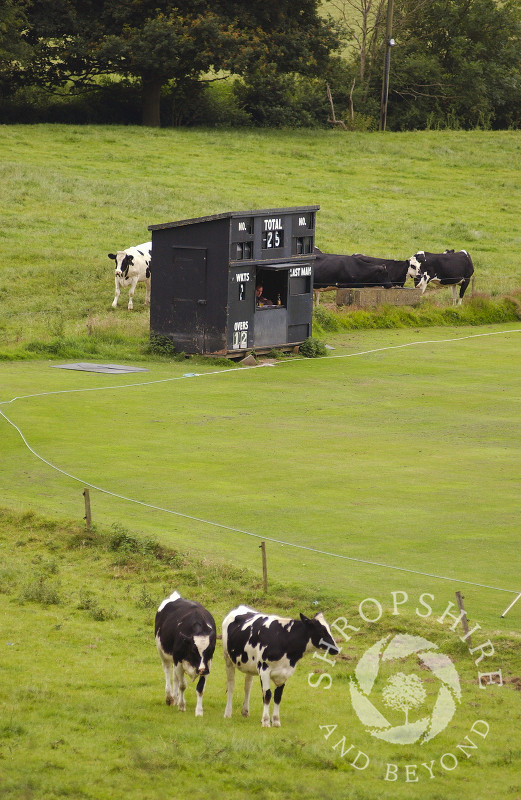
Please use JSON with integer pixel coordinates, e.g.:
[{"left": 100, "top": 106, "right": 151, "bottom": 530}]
[
  {"left": 1, "top": 125, "right": 521, "bottom": 355},
  {"left": 1, "top": 324, "right": 520, "bottom": 629},
  {"left": 1, "top": 125, "right": 521, "bottom": 799}
]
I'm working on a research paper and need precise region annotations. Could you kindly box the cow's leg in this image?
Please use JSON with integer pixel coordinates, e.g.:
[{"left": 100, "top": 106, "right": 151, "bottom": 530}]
[
  {"left": 224, "top": 654, "right": 236, "bottom": 718},
  {"left": 271, "top": 684, "right": 285, "bottom": 727},
  {"left": 174, "top": 663, "right": 187, "bottom": 711},
  {"left": 145, "top": 276, "right": 151, "bottom": 305},
  {"left": 112, "top": 277, "right": 120, "bottom": 308},
  {"left": 241, "top": 674, "right": 254, "bottom": 717},
  {"left": 416, "top": 275, "right": 428, "bottom": 294},
  {"left": 127, "top": 276, "right": 139, "bottom": 310},
  {"left": 160, "top": 652, "right": 175, "bottom": 705},
  {"left": 171, "top": 661, "right": 180, "bottom": 706},
  {"left": 258, "top": 667, "right": 272, "bottom": 727},
  {"left": 195, "top": 675, "right": 206, "bottom": 717}
]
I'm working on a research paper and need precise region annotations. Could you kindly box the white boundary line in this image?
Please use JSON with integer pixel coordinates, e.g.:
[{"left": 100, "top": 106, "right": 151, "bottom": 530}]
[
  {"left": 1, "top": 327, "right": 521, "bottom": 597},
  {"left": 2, "top": 328, "right": 521, "bottom": 406}
]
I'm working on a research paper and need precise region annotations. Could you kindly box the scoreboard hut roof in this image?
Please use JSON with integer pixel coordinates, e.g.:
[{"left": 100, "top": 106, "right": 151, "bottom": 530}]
[{"left": 147, "top": 206, "right": 320, "bottom": 232}]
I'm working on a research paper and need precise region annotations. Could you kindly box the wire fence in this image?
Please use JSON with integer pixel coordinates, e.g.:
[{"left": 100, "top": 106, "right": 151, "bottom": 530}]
[{"left": 1, "top": 328, "right": 521, "bottom": 604}]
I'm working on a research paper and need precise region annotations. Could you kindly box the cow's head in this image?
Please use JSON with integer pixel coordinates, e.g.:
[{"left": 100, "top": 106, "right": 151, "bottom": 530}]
[
  {"left": 408, "top": 251, "right": 425, "bottom": 271},
  {"left": 406, "top": 261, "right": 420, "bottom": 281},
  {"left": 108, "top": 251, "right": 133, "bottom": 277},
  {"left": 407, "top": 251, "right": 425, "bottom": 284},
  {"left": 180, "top": 627, "right": 216, "bottom": 676},
  {"left": 301, "top": 612, "right": 339, "bottom": 655}
]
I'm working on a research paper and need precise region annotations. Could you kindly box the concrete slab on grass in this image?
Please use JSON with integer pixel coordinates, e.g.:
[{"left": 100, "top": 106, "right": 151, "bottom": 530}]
[{"left": 53, "top": 363, "right": 149, "bottom": 374}]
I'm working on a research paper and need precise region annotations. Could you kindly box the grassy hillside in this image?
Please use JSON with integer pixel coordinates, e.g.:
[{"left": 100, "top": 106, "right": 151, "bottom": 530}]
[
  {"left": 1, "top": 125, "right": 521, "bottom": 356},
  {"left": 1, "top": 508, "right": 520, "bottom": 800}
]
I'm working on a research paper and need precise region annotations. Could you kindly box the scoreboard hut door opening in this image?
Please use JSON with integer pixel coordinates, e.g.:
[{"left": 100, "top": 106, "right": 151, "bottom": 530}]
[{"left": 148, "top": 206, "right": 319, "bottom": 356}]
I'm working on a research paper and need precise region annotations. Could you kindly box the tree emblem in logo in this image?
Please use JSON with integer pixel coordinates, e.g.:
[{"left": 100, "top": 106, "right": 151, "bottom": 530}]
[{"left": 349, "top": 634, "right": 461, "bottom": 744}]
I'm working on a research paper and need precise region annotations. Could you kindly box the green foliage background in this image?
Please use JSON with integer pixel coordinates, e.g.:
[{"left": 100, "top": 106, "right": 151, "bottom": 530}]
[{"left": 1, "top": 0, "right": 521, "bottom": 129}]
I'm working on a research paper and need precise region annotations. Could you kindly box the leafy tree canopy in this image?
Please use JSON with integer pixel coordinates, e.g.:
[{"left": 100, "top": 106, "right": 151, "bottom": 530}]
[
  {"left": 382, "top": 0, "right": 521, "bottom": 129},
  {"left": 0, "top": 0, "right": 31, "bottom": 75},
  {"left": 10, "top": 0, "right": 340, "bottom": 125}
]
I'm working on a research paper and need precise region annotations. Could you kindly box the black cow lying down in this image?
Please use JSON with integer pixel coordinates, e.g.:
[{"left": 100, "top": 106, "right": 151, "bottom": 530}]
[
  {"left": 223, "top": 604, "right": 338, "bottom": 727},
  {"left": 351, "top": 254, "right": 419, "bottom": 287},
  {"left": 155, "top": 591, "right": 216, "bottom": 716},
  {"left": 313, "top": 247, "right": 390, "bottom": 288},
  {"left": 408, "top": 249, "right": 474, "bottom": 305}
]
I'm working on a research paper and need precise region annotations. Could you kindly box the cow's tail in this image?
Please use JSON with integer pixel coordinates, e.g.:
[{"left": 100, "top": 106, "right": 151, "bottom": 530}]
[
  {"left": 461, "top": 251, "right": 474, "bottom": 299},
  {"left": 459, "top": 277, "right": 471, "bottom": 300}
]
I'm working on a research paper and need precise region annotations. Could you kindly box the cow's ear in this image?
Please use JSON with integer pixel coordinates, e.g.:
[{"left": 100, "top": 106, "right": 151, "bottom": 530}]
[
  {"left": 300, "top": 613, "right": 311, "bottom": 624},
  {"left": 108, "top": 253, "right": 116, "bottom": 260}
]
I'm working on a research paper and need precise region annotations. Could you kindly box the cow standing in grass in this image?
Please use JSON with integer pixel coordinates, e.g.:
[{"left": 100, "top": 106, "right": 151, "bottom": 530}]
[
  {"left": 408, "top": 249, "right": 474, "bottom": 305},
  {"left": 222, "top": 604, "right": 338, "bottom": 727},
  {"left": 108, "top": 242, "right": 152, "bottom": 310},
  {"left": 155, "top": 591, "right": 216, "bottom": 717}
]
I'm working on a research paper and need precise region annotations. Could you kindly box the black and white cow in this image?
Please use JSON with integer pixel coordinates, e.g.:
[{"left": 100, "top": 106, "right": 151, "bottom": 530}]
[
  {"left": 351, "top": 254, "right": 419, "bottom": 287},
  {"left": 313, "top": 248, "right": 391, "bottom": 289},
  {"left": 408, "top": 249, "right": 474, "bottom": 305},
  {"left": 108, "top": 241, "right": 152, "bottom": 310},
  {"left": 155, "top": 591, "right": 216, "bottom": 716},
  {"left": 223, "top": 604, "right": 338, "bottom": 727}
]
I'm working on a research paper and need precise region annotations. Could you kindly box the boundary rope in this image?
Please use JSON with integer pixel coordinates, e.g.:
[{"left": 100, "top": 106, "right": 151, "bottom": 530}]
[
  {"left": 1, "top": 328, "right": 520, "bottom": 405},
  {"left": 1, "top": 327, "right": 520, "bottom": 596}
]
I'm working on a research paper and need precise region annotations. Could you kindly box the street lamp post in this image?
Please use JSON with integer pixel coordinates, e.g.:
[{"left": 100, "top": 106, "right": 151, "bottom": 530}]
[{"left": 379, "top": 0, "right": 395, "bottom": 131}]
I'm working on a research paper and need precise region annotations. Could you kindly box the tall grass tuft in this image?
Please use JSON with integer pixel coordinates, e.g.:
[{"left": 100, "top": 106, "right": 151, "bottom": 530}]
[
  {"left": 312, "top": 293, "right": 521, "bottom": 337},
  {"left": 19, "top": 572, "right": 61, "bottom": 605}
]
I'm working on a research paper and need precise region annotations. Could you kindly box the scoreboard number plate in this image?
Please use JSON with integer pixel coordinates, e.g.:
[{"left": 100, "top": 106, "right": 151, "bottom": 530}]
[
  {"left": 262, "top": 217, "right": 284, "bottom": 249},
  {"left": 263, "top": 230, "right": 283, "bottom": 248},
  {"left": 233, "top": 330, "right": 248, "bottom": 349}
]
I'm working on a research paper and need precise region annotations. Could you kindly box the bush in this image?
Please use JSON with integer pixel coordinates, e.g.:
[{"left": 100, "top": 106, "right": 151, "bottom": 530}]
[
  {"left": 0, "top": 81, "right": 141, "bottom": 125},
  {"left": 341, "top": 112, "right": 378, "bottom": 132},
  {"left": 232, "top": 71, "right": 326, "bottom": 128},
  {"left": 300, "top": 337, "right": 328, "bottom": 358},
  {"left": 313, "top": 306, "right": 343, "bottom": 332},
  {"left": 109, "top": 524, "right": 160, "bottom": 557},
  {"left": 19, "top": 573, "right": 61, "bottom": 605},
  {"left": 144, "top": 333, "right": 178, "bottom": 357}
]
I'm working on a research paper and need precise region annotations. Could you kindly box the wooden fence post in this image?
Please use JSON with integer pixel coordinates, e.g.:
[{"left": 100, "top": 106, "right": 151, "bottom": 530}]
[
  {"left": 83, "top": 488, "right": 92, "bottom": 531},
  {"left": 260, "top": 541, "right": 268, "bottom": 593},
  {"left": 455, "top": 591, "right": 471, "bottom": 645}
]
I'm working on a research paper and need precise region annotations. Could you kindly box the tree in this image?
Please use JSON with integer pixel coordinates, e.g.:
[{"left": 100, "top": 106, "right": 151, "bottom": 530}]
[
  {"left": 382, "top": 672, "right": 426, "bottom": 725},
  {"left": 13, "top": 0, "right": 340, "bottom": 126},
  {"left": 331, "top": 0, "right": 521, "bottom": 130},
  {"left": 327, "top": 0, "right": 430, "bottom": 105},
  {"left": 382, "top": 0, "right": 521, "bottom": 129},
  {"left": 0, "top": 0, "right": 32, "bottom": 93}
]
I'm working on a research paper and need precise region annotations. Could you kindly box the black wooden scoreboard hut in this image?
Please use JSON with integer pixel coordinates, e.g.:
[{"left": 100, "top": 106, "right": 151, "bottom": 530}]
[{"left": 148, "top": 205, "right": 319, "bottom": 356}]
